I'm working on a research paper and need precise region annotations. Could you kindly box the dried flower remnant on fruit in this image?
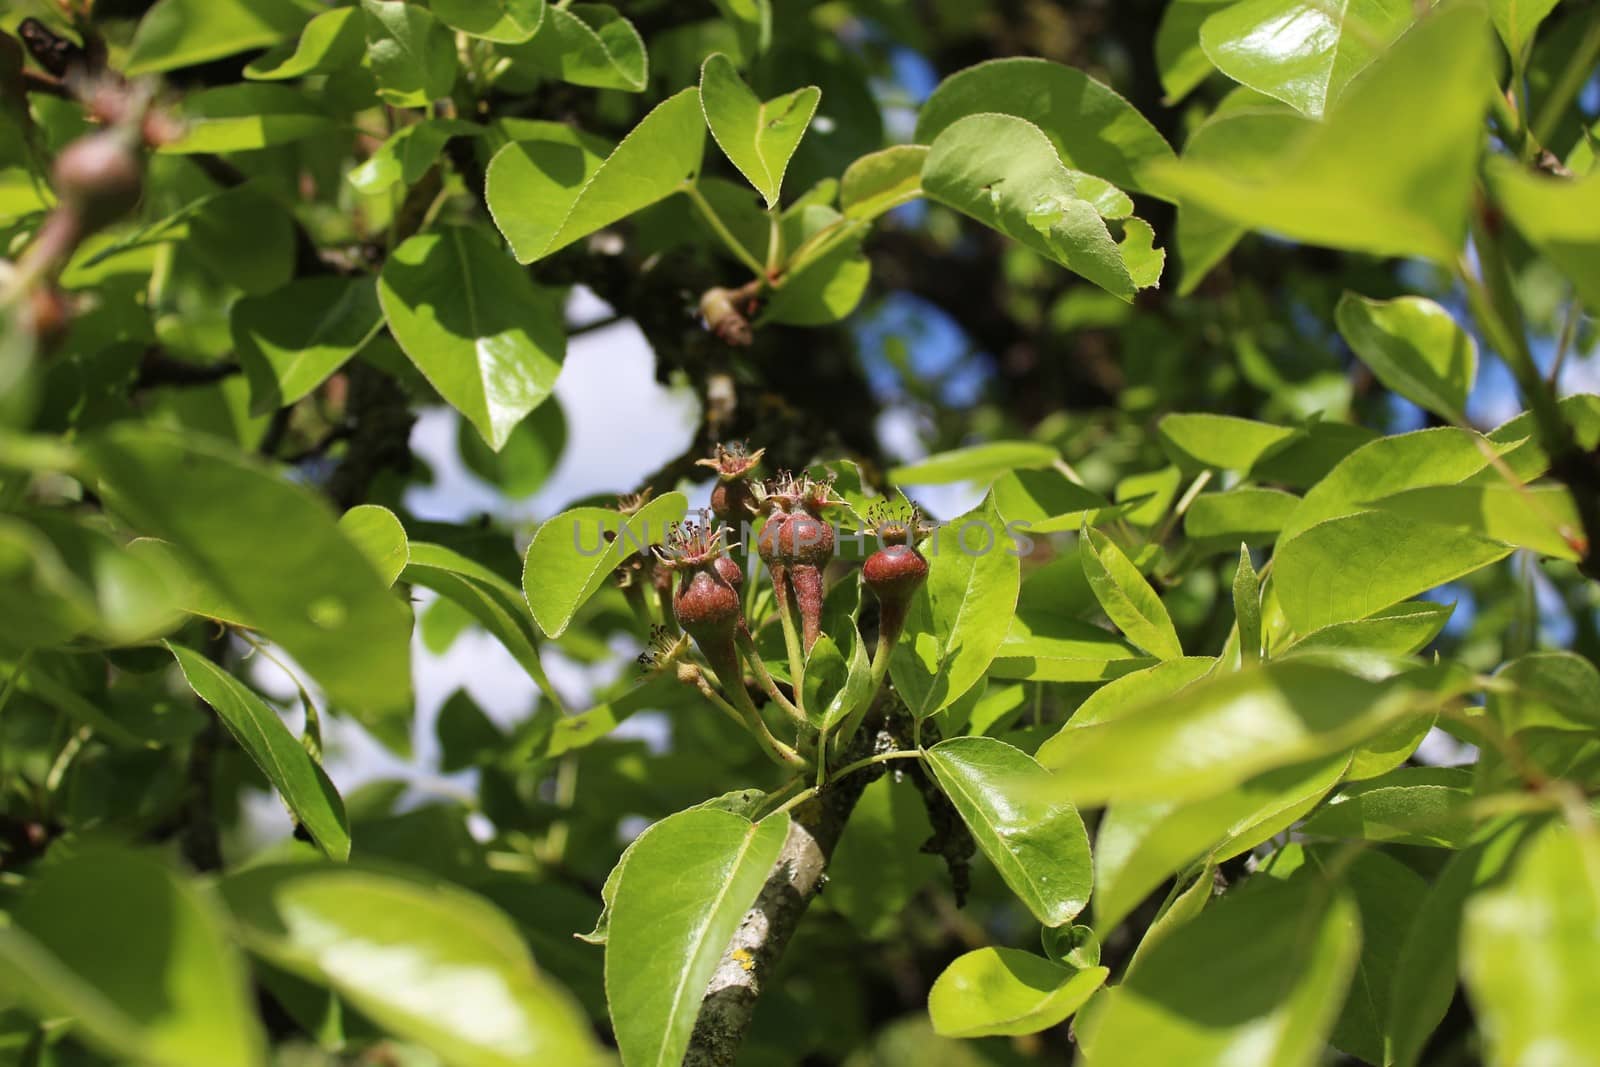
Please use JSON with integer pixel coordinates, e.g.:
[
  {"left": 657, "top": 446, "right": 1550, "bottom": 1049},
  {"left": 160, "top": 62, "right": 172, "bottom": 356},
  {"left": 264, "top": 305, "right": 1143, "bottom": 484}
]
[
  {"left": 697, "top": 441, "right": 765, "bottom": 525},
  {"left": 757, "top": 472, "right": 840, "bottom": 651},
  {"left": 636, "top": 624, "right": 689, "bottom": 675}
]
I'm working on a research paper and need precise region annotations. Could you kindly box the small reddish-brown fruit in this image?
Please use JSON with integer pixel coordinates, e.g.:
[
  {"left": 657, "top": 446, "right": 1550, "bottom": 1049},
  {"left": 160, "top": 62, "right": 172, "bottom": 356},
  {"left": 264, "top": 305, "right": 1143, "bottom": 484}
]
[
  {"left": 657, "top": 513, "right": 745, "bottom": 688},
  {"left": 698, "top": 442, "right": 765, "bottom": 526},
  {"left": 863, "top": 498, "right": 931, "bottom": 642}
]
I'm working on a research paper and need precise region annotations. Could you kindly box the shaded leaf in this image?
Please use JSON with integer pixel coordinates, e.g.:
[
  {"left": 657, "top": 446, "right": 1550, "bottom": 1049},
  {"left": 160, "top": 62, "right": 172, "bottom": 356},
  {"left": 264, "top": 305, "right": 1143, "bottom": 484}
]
[
  {"left": 1336, "top": 292, "right": 1477, "bottom": 421},
  {"left": 1080, "top": 526, "right": 1182, "bottom": 660},
  {"left": 928, "top": 948, "right": 1106, "bottom": 1038},
  {"left": 232, "top": 274, "right": 383, "bottom": 415},
  {"left": 515, "top": 3, "right": 647, "bottom": 91}
]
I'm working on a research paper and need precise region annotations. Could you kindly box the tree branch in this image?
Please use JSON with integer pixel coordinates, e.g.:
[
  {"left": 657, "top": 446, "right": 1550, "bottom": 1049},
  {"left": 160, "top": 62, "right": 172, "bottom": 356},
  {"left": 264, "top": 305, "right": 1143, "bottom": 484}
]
[{"left": 685, "top": 704, "right": 914, "bottom": 1065}]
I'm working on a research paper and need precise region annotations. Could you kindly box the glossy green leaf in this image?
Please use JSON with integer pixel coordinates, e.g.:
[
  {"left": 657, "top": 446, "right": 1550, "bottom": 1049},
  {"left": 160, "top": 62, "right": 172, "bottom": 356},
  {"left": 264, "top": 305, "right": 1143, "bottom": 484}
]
[
  {"left": 925, "top": 736, "right": 1092, "bottom": 926},
  {"left": 404, "top": 541, "right": 556, "bottom": 698},
  {"left": 433, "top": 0, "right": 545, "bottom": 43},
  {"left": 840, "top": 144, "right": 927, "bottom": 220},
  {"left": 1488, "top": 160, "right": 1600, "bottom": 312},
  {"left": 1173, "top": 106, "right": 1308, "bottom": 294},
  {"left": 1158, "top": 412, "right": 1298, "bottom": 473},
  {"left": 168, "top": 642, "right": 350, "bottom": 860},
  {"left": 699, "top": 53, "right": 819, "bottom": 208},
  {"left": 244, "top": 7, "right": 366, "bottom": 80},
  {"left": 159, "top": 85, "right": 335, "bottom": 154},
  {"left": 223, "top": 864, "right": 602, "bottom": 1066},
  {"left": 922, "top": 114, "right": 1162, "bottom": 300},
  {"left": 1275, "top": 510, "right": 1511, "bottom": 634},
  {"left": 1490, "top": 650, "right": 1600, "bottom": 733},
  {"left": 363, "top": 0, "right": 459, "bottom": 107},
  {"left": 486, "top": 90, "right": 703, "bottom": 262},
  {"left": 993, "top": 469, "right": 1120, "bottom": 533},
  {"left": 1040, "top": 658, "right": 1216, "bottom": 759},
  {"left": 1200, "top": 0, "right": 1418, "bottom": 118},
  {"left": 0, "top": 847, "right": 266, "bottom": 1067},
  {"left": 1156, "top": 0, "right": 1233, "bottom": 102},
  {"left": 1092, "top": 754, "right": 1346, "bottom": 933},
  {"left": 378, "top": 226, "right": 566, "bottom": 450},
  {"left": 1185, "top": 487, "right": 1300, "bottom": 545},
  {"left": 338, "top": 505, "right": 408, "bottom": 586},
  {"left": 1373, "top": 482, "right": 1582, "bottom": 560},
  {"left": 458, "top": 397, "right": 567, "bottom": 499},
  {"left": 1491, "top": 0, "right": 1560, "bottom": 63},
  {"left": 1463, "top": 822, "right": 1600, "bottom": 1066},
  {"left": 515, "top": 4, "right": 647, "bottom": 91},
  {"left": 914, "top": 57, "right": 1176, "bottom": 193},
  {"left": 85, "top": 427, "right": 414, "bottom": 742},
  {"left": 1040, "top": 660, "right": 1451, "bottom": 805},
  {"left": 1301, "top": 766, "right": 1474, "bottom": 848},
  {"left": 1041, "top": 924, "right": 1101, "bottom": 969},
  {"left": 928, "top": 948, "right": 1106, "bottom": 1038},
  {"left": 1288, "top": 600, "right": 1454, "bottom": 656},
  {"left": 1148, "top": 2, "right": 1491, "bottom": 262},
  {"left": 349, "top": 119, "right": 483, "bottom": 196},
  {"left": 992, "top": 612, "right": 1149, "bottom": 683},
  {"left": 1081, "top": 526, "right": 1182, "bottom": 660},
  {"left": 806, "top": 620, "right": 872, "bottom": 732},
  {"left": 606, "top": 809, "right": 790, "bottom": 1067},
  {"left": 126, "top": 0, "right": 310, "bottom": 75},
  {"left": 891, "top": 440, "right": 1057, "bottom": 486},
  {"left": 232, "top": 274, "right": 383, "bottom": 414},
  {"left": 1087, "top": 872, "right": 1358, "bottom": 1067},
  {"left": 890, "top": 494, "right": 1022, "bottom": 718},
  {"left": 1336, "top": 292, "right": 1477, "bottom": 421},
  {"left": 1280, "top": 426, "right": 1505, "bottom": 542},
  {"left": 522, "top": 492, "right": 688, "bottom": 638}
]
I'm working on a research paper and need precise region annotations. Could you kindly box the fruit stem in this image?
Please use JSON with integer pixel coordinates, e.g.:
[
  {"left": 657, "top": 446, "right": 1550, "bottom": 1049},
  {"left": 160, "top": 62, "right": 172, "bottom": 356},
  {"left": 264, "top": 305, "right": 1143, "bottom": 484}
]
[
  {"left": 736, "top": 627, "right": 804, "bottom": 728},
  {"left": 771, "top": 569, "right": 807, "bottom": 712}
]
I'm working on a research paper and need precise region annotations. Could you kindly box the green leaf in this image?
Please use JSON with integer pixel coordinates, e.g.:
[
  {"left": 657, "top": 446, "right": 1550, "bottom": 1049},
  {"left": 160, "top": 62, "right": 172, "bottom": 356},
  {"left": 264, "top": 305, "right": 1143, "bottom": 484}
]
[
  {"left": 0, "top": 847, "right": 266, "bottom": 1067},
  {"left": 840, "top": 144, "right": 927, "bottom": 221},
  {"left": 403, "top": 541, "right": 557, "bottom": 699},
  {"left": 486, "top": 90, "right": 704, "bottom": 262},
  {"left": 1173, "top": 106, "right": 1308, "bottom": 294},
  {"left": 458, "top": 397, "right": 567, "bottom": 499},
  {"left": 1300, "top": 766, "right": 1474, "bottom": 848},
  {"left": 1279, "top": 427, "right": 1506, "bottom": 543},
  {"left": 349, "top": 119, "right": 483, "bottom": 196},
  {"left": 363, "top": 0, "right": 459, "bottom": 107},
  {"left": 232, "top": 274, "right": 383, "bottom": 415},
  {"left": 522, "top": 492, "right": 688, "bottom": 638},
  {"left": 1288, "top": 600, "right": 1455, "bottom": 657},
  {"left": 126, "top": 0, "right": 311, "bottom": 75},
  {"left": 925, "top": 736, "right": 1092, "bottom": 926},
  {"left": 698, "top": 53, "right": 819, "bottom": 208},
  {"left": 1092, "top": 754, "right": 1346, "bottom": 933},
  {"left": 167, "top": 642, "right": 350, "bottom": 860},
  {"left": 378, "top": 226, "right": 566, "bottom": 451},
  {"left": 1088, "top": 872, "right": 1358, "bottom": 1067},
  {"left": 914, "top": 57, "right": 1176, "bottom": 194},
  {"left": 1147, "top": 2, "right": 1491, "bottom": 262},
  {"left": 992, "top": 612, "right": 1149, "bottom": 683},
  {"left": 1039, "top": 660, "right": 1452, "bottom": 805},
  {"left": 1080, "top": 526, "right": 1182, "bottom": 660},
  {"left": 515, "top": 3, "right": 647, "bottom": 91},
  {"left": 158, "top": 85, "right": 335, "bottom": 155},
  {"left": 805, "top": 620, "right": 872, "bottom": 732},
  {"left": 1184, "top": 487, "right": 1300, "bottom": 545},
  {"left": 1490, "top": 0, "right": 1560, "bottom": 64},
  {"left": 1234, "top": 545, "right": 1261, "bottom": 664},
  {"left": 993, "top": 469, "right": 1120, "bottom": 533},
  {"left": 1200, "top": 0, "right": 1418, "bottom": 118},
  {"left": 1158, "top": 412, "right": 1298, "bottom": 474},
  {"left": 338, "top": 504, "right": 408, "bottom": 586},
  {"left": 244, "top": 7, "right": 366, "bottom": 80},
  {"left": 433, "top": 0, "right": 545, "bottom": 43},
  {"left": 890, "top": 494, "right": 1021, "bottom": 718},
  {"left": 928, "top": 948, "right": 1107, "bottom": 1038},
  {"left": 222, "top": 864, "right": 602, "bottom": 1066},
  {"left": 922, "top": 114, "right": 1162, "bottom": 301},
  {"left": 85, "top": 427, "right": 414, "bottom": 744},
  {"left": 1484, "top": 160, "right": 1600, "bottom": 314},
  {"left": 1042, "top": 924, "right": 1101, "bottom": 969},
  {"left": 536, "top": 671, "right": 681, "bottom": 760},
  {"left": 1463, "top": 821, "right": 1600, "bottom": 1067},
  {"left": 1156, "top": 0, "right": 1233, "bottom": 103},
  {"left": 1335, "top": 293, "right": 1477, "bottom": 421},
  {"left": 1372, "top": 482, "right": 1582, "bottom": 561},
  {"left": 1490, "top": 650, "right": 1600, "bottom": 733},
  {"left": 1039, "top": 658, "right": 1216, "bottom": 760},
  {"left": 891, "top": 440, "right": 1058, "bottom": 486},
  {"left": 1275, "top": 510, "right": 1511, "bottom": 634},
  {"left": 606, "top": 809, "right": 790, "bottom": 1067},
  {"left": 759, "top": 237, "right": 870, "bottom": 326}
]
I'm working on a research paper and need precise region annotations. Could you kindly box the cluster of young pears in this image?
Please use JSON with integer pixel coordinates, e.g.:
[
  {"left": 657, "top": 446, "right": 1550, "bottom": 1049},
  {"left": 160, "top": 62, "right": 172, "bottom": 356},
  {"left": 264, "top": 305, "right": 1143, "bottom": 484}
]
[{"left": 631, "top": 444, "right": 932, "bottom": 774}]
